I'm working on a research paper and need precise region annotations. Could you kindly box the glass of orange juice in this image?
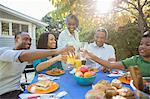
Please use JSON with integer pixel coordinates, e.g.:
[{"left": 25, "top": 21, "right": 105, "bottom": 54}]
[
  {"left": 74, "top": 59, "right": 82, "bottom": 69},
  {"left": 67, "top": 56, "right": 75, "bottom": 65},
  {"left": 66, "top": 55, "right": 75, "bottom": 70}
]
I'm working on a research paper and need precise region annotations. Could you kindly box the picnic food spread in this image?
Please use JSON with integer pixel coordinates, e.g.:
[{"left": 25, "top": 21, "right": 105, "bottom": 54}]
[
  {"left": 46, "top": 68, "right": 65, "bottom": 76},
  {"left": 75, "top": 66, "right": 96, "bottom": 78},
  {"left": 118, "top": 72, "right": 132, "bottom": 84},
  {"left": 85, "top": 80, "right": 135, "bottom": 99},
  {"left": 28, "top": 80, "right": 59, "bottom": 94}
]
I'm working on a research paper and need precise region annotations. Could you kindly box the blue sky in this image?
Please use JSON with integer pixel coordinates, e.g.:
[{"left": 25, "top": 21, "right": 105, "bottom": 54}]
[{"left": 0, "top": 0, "right": 55, "bottom": 20}]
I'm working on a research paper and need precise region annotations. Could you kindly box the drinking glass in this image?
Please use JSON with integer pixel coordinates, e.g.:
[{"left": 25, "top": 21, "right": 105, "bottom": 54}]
[
  {"left": 79, "top": 42, "right": 88, "bottom": 62},
  {"left": 74, "top": 59, "right": 82, "bottom": 69},
  {"left": 66, "top": 53, "right": 75, "bottom": 70}
]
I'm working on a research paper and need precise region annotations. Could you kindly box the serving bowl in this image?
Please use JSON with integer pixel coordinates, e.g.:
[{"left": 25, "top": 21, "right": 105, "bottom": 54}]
[
  {"left": 130, "top": 80, "right": 150, "bottom": 99},
  {"left": 74, "top": 75, "right": 96, "bottom": 86}
]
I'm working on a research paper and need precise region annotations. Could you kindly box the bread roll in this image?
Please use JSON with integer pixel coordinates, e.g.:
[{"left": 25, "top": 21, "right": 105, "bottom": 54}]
[
  {"left": 85, "top": 89, "right": 106, "bottom": 99},
  {"left": 105, "top": 89, "right": 118, "bottom": 98},
  {"left": 111, "top": 79, "right": 122, "bottom": 89},
  {"left": 117, "top": 88, "right": 134, "bottom": 97}
]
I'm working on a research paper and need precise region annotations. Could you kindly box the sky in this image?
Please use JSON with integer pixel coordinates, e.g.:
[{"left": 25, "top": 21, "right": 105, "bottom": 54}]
[{"left": 0, "top": 0, "right": 55, "bottom": 20}]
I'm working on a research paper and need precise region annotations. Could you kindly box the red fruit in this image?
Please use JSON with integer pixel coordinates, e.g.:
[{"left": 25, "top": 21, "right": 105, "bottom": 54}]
[{"left": 80, "top": 66, "right": 89, "bottom": 73}]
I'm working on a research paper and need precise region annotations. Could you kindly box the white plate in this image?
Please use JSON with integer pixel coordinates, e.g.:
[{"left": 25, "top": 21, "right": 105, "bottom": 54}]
[
  {"left": 143, "top": 77, "right": 150, "bottom": 80},
  {"left": 107, "top": 70, "right": 125, "bottom": 77}
]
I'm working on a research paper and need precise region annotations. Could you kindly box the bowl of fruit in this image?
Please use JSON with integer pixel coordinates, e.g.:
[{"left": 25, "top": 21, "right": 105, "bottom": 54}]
[{"left": 74, "top": 66, "right": 96, "bottom": 86}]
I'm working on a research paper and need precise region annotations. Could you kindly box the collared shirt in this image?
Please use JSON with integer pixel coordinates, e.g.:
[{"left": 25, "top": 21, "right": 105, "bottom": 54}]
[
  {"left": 57, "top": 28, "right": 81, "bottom": 50},
  {"left": 86, "top": 42, "right": 116, "bottom": 68}
]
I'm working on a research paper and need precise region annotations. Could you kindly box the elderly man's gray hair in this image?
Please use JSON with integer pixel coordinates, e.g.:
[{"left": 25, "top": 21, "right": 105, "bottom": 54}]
[{"left": 96, "top": 27, "right": 108, "bottom": 39}]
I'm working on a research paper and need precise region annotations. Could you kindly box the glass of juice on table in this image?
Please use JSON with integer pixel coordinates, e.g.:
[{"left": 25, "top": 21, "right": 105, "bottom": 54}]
[
  {"left": 74, "top": 59, "right": 82, "bottom": 69},
  {"left": 66, "top": 53, "right": 75, "bottom": 70}
]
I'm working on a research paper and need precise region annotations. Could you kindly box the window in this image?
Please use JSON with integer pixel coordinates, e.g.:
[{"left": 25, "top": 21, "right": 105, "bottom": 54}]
[
  {"left": 21, "top": 24, "right": 28, "bottom": 32},
  {"left": 2, "top": 22, "right": 9, "bottom": 35},
  {"left": 12, "top": 23, "right": 20, "bottom": 36},
  {"left": 1, "top": 21, "right": 29, "bottom": 36}
]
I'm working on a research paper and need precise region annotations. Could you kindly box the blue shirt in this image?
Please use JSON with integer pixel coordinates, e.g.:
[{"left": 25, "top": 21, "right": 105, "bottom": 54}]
[{"left": 33, "top": 58, "right": 63, "bottom": 73}]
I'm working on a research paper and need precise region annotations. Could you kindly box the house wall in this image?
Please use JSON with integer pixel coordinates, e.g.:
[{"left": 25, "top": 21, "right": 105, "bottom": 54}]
[
  {"left": 0, "top": 36, "right": 36, "bottom": 49},
  {"left": 0, "top": 10, "right": 36, "bottom": 49},
  {"left": 0, "top": 10, "right": 30, "bottom": 23}
]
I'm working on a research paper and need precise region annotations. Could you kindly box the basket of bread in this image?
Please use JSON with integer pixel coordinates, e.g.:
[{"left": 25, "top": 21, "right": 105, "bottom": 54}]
[{"left": 85, "top": 79, "right": 135, "bottom": 99}]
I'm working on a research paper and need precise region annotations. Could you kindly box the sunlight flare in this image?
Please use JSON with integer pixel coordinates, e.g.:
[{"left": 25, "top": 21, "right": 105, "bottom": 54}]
[{"left": 96, "top": 0, "right": 114, "bottom": 14}]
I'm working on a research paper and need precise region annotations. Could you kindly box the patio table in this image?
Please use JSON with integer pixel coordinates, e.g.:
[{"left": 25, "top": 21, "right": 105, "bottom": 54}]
[{"left": 22, "top": 70, "right": 132, "bottom": 99}]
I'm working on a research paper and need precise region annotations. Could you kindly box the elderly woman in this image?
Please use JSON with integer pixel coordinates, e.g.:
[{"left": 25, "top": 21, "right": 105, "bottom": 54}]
[
  {"left": 57, "top": 14, "right": 81, "bottom": 51},
  {"left": 57, "top": 14, "right": 81, "bottom": 70},
  {"left": 33, "top": 33, "right": 67, "bottom": 72}
]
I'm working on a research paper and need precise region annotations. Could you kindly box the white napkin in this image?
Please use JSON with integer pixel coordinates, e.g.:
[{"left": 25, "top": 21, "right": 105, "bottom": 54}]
[
  {"left": 38, "top": 74, "right": 60, "bottom": 81},
  {"left": 107, "top": 74, "right": 124, "bottom": 77},
  {"left": 19, "top": 91, "right": 68, "bottom": 99},
  {"left": 69, "top": 68, "right": 76, "bottom": 74}
]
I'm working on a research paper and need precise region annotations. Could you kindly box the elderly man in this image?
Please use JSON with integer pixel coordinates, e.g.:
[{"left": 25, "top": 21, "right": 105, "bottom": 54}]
[
  {"left": 0, "top": 32, "right": 74, "bottom": 99},
  {"left": 82, "top": 31, "right": 150, "bottom": 77},
  {"left": 86, "top": 28, "right": 116, "bottom": 70}
]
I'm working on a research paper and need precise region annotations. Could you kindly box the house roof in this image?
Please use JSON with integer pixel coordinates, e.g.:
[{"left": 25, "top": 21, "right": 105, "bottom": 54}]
[{"left": 0, "top": 4, "right": 48, "bottom": 27}]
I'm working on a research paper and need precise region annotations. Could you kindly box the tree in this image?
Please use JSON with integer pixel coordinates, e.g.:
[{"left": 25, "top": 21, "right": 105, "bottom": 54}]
[
  {"left": 47, "top": 0, "right": 149, "bottom": 60},
  {"left": 42, "top": 14, "right": 64, "bottom": 39},
  {"left": 108, "top": 22, "right": 141, "bottom": 60},
  {"left": 115, "top": 0, "right": 150, "bottom": 33}
]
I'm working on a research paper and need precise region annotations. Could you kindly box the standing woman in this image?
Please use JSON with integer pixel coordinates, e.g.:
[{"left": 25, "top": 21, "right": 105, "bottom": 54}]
[
  {"left": 57, "top": 14, "right": 81, "bottom": 70},
  {"left": 58, "top": 14, "right": 81, "bottom": 51},
  {"left": 33, "top": 33, "right": 66, "bottom": 72}
]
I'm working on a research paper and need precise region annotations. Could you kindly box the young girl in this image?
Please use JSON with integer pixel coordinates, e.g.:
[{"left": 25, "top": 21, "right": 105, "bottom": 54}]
[{"left": 33, "top": 33, "right": 67, "bottom": 72}]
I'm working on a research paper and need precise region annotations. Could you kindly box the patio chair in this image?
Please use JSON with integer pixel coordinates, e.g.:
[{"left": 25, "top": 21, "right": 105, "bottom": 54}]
[
  {"left": 23, "top": 64, "right": 35, "bottom": 82},
  {"left": 21, "top": 64, "right": 35, "bottom": 91}
]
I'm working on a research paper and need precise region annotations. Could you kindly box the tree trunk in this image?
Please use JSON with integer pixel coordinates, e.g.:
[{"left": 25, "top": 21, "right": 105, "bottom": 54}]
[{"left": 137, "top": 0, "right": 148, "bottom": 33}]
